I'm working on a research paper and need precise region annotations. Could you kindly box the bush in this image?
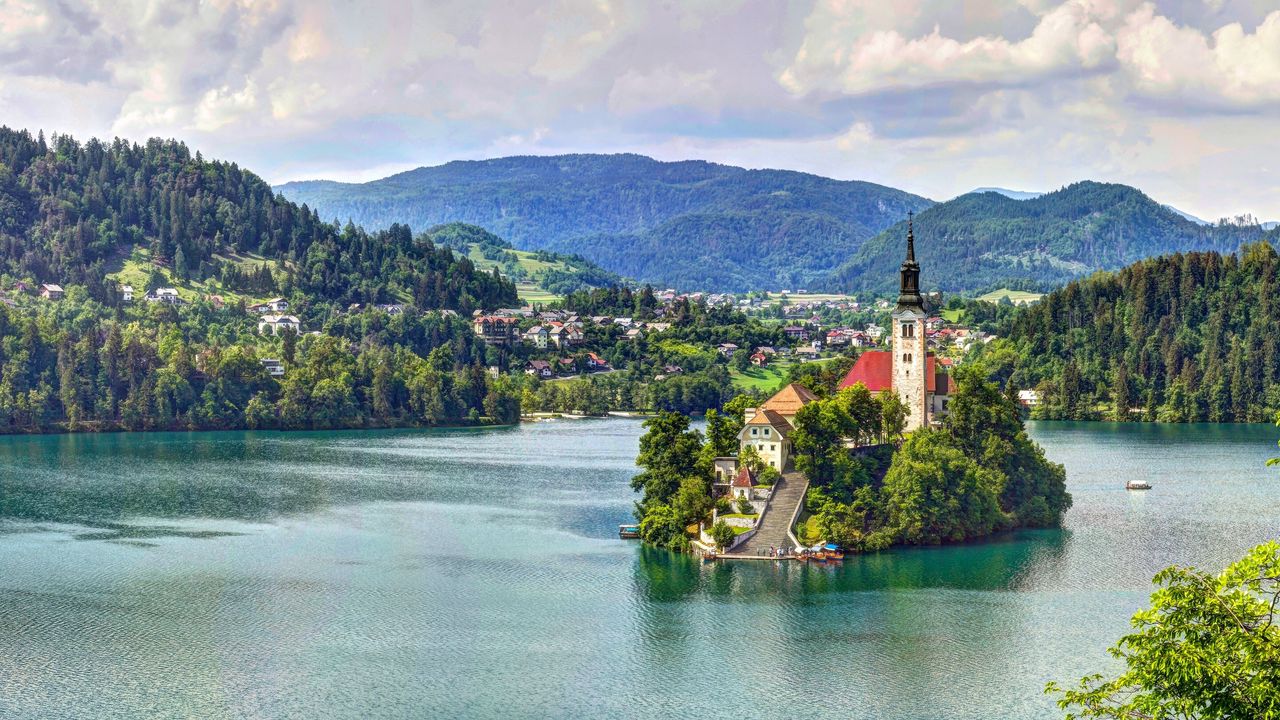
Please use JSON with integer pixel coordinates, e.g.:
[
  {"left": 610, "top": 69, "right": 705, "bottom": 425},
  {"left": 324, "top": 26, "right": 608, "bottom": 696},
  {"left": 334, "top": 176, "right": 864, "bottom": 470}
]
[
  {"left": 757, "top": 466, "right": 781, "bottom": 486},
  {"left": 715, "top": 496, "right": 732, "bottom": 514},
  {"left": 736, "top": 495, "right": 754, "bottom": 515},
  {"left": 710, "top": 520, "right": 736, "bottom": 551}
]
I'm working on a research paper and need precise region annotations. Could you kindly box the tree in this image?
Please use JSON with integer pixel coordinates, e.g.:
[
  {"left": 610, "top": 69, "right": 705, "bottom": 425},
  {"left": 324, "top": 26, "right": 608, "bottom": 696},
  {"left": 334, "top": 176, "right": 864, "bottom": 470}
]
[
  {"left": 1049, "top": 542, "right": 1280, "bottom": 719},
  {"left": 882, "top": 429, "right": 1008, "bottom": 545},
  {"left": 709, "top": 520, "right": 736, "bottom": 552},
  {"left": 880, "top": 391, "right": 908, "bottom": 442},
  {"left": 735, "top": 494, "right": 753, "bottom": 515},
  {"left": 671, "top": 476, "right": 713, "bottom": 528},
  {"left": 631, "top": 412, "right": 705, "bottom": 516}
]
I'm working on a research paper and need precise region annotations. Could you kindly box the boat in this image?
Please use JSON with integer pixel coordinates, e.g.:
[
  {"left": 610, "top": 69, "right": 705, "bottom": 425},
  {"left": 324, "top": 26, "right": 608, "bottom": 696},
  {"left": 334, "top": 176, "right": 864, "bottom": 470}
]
[
  {"left": 618, "top": 524, "right": 640, "bottom": 539},
  {"left": 824, "top": 543, "right": 845, "bottom": 561},
  {"left": 1125, "top": 480, "right": 1152, "bottom": 491}
]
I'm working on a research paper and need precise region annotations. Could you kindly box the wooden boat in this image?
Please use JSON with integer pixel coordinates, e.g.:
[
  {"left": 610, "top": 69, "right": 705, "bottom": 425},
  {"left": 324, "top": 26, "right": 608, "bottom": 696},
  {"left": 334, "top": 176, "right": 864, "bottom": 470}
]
[
  {"left": 1125, "top": 480, "right": 1152, "bottom": 491},
  {"left": 618, "top": 524, "right": 640, "bottom": 539},
  {"left": 812, "top": 551, "right": 828, "bottom": 562},
  {"left": 826, "top": 550, "right": 845, "bottom": 561}
]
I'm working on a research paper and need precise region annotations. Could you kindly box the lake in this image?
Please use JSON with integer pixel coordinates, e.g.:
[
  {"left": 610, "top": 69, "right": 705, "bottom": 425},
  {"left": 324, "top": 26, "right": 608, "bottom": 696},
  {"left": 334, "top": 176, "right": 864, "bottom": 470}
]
[{"left": 1, "top": 419, "right": 1277, "bottom": 719}]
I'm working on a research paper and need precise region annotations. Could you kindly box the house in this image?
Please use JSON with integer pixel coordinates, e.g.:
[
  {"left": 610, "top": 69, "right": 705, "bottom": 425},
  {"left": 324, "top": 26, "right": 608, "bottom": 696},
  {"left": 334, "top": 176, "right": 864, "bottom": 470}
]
[
  {"left": 729, "top": 465, "right": 755, "bottom": 500},
  {"left": 377, "top": 303, "right": 405, "bottom": 315},
  {"left": 249, "top": 298, "right": 290, "bottom": 313},
  {"left": 120, "top": 285, "right": 135, "bottom": 302},
  {"left": 258, "top": 314, "right": 301, "bottom": 336},
  {"left": 525, "top": 360, "right": 554, "bottom": 379},
  {"left": 750, "top": 352, "right": 768, "bottom": 366},
  {"left": 737, "top": 383, "right": 819, "bottom": 470},
  {"left": 548, "top": 324, "right": 583, "bottom": 348},
  {"left": 523, "top": 325, "right": 550, "bottom": 349},
  {"left": 837, "top": 217, "right": 950, "bottom": 431},
  {"left": 1018, "top": 390, "right": 1041, "bottom": 408},
  {"left": 717, "top": 343, "right": 739, "bottom": 357},
  {"left": 472, "top": 315, "right": 519, "bottom": 346},
  {"left": 585, "top": 352, "right": 610, "bottom": 371},
  {"left": 795, "top": 345, "right": 820, "bottom": 359},
  {"left": 145, "top": 288, "right": 181, "bottom": 304},
  {"left": 39, "top": 284, "right": 63, "bottom": 300},
  {"left": 783, "top": 325, "right": 808, "bottom": 341},
  {"left": 624, "top": 328, "right": 643, "bottom": 341},
  {"left": 712, "top": 457, "right": 739, "bottom": 491},
  {"left": 662, "top": 364, "right": 683, "bottom": 375},
  {"left": 260, "top": 358, "right": 285, "bottom": 377}
]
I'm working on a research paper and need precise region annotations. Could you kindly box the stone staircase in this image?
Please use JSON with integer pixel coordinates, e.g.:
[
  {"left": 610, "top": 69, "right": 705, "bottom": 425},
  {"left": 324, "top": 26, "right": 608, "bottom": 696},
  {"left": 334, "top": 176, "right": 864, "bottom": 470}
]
[{"left": 731, "top": 469, "right": 808, "bottom": 556}]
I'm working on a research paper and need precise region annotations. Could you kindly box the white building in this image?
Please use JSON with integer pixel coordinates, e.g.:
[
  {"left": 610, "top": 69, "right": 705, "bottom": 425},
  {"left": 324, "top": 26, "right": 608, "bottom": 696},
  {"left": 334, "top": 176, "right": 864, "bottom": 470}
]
[{"left": 258, "top": 314, "right": 301, "bottom": 336}]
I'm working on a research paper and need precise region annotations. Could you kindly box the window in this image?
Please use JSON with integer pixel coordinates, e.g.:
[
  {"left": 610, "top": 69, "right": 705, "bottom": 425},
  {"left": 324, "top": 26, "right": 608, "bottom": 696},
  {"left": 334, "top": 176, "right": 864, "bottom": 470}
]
[
  {"left": 751, "top": 428, "right": 758, "bottom": 436},
  {"left": 770, "top": 444, "right": 776, "bottom": 451},
  {"left": 902, "top": 322, "right": 915, "bottom": 338},
  {"left": 763, "top": 428, "right": 771, "bottom": 437}
]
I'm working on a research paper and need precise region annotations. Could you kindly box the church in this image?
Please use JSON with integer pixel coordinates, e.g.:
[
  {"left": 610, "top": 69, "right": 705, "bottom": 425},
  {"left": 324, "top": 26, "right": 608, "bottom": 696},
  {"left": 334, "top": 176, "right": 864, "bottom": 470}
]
[{"left": 838, "top": 215, "right": 950, "bottom": 431}]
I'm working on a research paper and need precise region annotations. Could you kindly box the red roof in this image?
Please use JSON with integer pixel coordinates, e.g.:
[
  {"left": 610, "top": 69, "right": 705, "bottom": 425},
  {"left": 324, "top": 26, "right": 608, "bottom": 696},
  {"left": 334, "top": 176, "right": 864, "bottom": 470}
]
[
  {"left": 839, "top": 351, "right": 892, "bottom": 392},
  {"left": 731, "top": 466, "right": 754, "bottom": 488},
  {"left": 838, "top": 351, "right": 940, "bottom": 393}
]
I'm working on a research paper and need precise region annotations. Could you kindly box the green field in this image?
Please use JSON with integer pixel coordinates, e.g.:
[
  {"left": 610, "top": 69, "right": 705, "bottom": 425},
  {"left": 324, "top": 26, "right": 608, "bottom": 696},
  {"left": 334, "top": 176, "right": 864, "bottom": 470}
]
[
  {"left": 106, "top": 247, "right": 289, "bottom": 304},
  {"left": 941, "top": 308, "right": 965, "bottom": 323},
  {"left": 466, "top": 246, "right": 564, "bottom": 305},
  {"left": 729, "top": 356, "right": 839, "bottom": 393},
  {"left": 976, "top": 288, "right": 1044, "bottom": 306}
]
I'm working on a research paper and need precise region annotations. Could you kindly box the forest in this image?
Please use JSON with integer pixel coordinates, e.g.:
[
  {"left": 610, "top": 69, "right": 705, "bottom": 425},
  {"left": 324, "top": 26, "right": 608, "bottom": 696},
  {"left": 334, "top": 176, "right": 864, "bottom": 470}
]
[
  {"left": 996, "top": 242, "right": 1280, "bottom": 423},
  {"left": 823, "top": 181, "right": 1269, "bottom": 295},
  {"left": 0, "top": 127, "right": 523, "bottom": 433}
]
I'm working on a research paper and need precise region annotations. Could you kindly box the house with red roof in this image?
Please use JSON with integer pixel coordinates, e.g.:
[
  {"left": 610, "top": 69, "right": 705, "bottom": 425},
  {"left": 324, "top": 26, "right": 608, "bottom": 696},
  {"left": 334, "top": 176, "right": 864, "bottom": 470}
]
[{"left": 736, "top": 383, "right": 819, "bottom": 471}]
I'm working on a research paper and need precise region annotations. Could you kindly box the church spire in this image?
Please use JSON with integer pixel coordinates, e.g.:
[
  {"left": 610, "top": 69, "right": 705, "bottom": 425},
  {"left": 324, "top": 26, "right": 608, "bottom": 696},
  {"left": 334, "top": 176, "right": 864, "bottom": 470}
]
[
  {"left": 897, "top": 212, "right": 923, "bottom": 309},
  {"left": 906, "top": 211, "right": 916, "bottom": 262}
]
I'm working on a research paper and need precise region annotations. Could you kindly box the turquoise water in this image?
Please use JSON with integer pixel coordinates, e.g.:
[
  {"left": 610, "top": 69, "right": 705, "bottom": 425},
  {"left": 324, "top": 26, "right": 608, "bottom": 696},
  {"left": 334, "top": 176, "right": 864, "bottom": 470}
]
[{"left": 1, "top": 419, "right": 1277, "bottom": 719}]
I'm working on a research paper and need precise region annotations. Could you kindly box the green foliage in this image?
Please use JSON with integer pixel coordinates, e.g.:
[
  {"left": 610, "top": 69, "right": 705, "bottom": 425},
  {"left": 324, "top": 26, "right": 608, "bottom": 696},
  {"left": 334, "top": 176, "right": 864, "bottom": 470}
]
[
  {"left": 1005, "top": 244, "right": 1280, "bottom": 423},
  {"left": 824, "top": 181, "right": 1268, "bottom": 294},
  {"left": 1048, "top": 542, "right": 1280, "bottom": 719},
  {"left": 0, "top": 128, "right": 516, "bottom": 311},
  {"left": 798, "top": 363, "right": 1069, "bottom": 549},
  {"left": 631, "top": 412, "right": 706, "bottom": 517},
  {"left": 882, "top": 430, "right": 1009, "bottom": 544},
  {"left": 709, "top": 520, "right": 736, "bottom": 552},
  {"left": 735, "top": 495, "right": 754, "bottom": 515}
]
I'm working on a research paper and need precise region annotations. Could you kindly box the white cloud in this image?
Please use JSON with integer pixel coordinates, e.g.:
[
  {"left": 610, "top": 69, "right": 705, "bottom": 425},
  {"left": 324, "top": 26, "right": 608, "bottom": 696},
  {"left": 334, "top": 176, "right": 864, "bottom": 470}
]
[
  {"left": 607, "top": 66, "right": 720, "bottom": 116},
  {"left": 1116, "top": 5, "right": 1280, "bottom": 106}
]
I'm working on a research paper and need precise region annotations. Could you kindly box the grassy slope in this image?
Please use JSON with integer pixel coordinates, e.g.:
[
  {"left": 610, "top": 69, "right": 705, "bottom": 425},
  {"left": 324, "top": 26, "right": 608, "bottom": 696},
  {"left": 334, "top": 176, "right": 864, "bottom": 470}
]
[
  {"left": 729, "top": 356, "right": 840, "bottom": 393},
  {"left": 107, "top": 247, "right": 289, "bottom": 305},
  {"left": 464, "top": 245, "right": 563, "bottom": 305},
  {"left": 976, "top": 288, "right": 1044, "bottom": 305}
]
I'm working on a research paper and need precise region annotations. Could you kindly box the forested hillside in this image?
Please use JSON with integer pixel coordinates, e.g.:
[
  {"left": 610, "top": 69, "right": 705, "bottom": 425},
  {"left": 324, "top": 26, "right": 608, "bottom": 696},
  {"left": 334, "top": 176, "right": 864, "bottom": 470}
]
[
  {"left": 0, "top": 127, "right": 515, "bottom": 310},
  {"left": 996, "top": 243, "right": 1280, "bottom": 422},
  {"left": 276, "top": 154, "right": 932, "bottom": 291},
  {"left": 824, "top": 182, "right": 1267, "bottom": 294},
  {"left": 0, "top": 127, "right": 522, "bottom": 433}
]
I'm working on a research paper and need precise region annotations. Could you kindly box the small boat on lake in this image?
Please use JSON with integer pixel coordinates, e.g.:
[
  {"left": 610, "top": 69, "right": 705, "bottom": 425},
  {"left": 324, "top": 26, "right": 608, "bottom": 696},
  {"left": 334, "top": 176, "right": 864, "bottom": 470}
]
[
  {"left": 1125, "top": 480, "right": 1152, "bottom": 491},
  {"left": 824, "top": 544, "right": 845, "bottom": 561},
  {"left": 618, "top": 524, "right": 640, "bottom": 539}
]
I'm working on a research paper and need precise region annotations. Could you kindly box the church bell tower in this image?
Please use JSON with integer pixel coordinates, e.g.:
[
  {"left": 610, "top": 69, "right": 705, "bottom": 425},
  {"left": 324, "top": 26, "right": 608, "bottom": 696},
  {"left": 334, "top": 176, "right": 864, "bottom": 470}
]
[{"left": 891, "top": 213, "right": 929, "bottom": 431}]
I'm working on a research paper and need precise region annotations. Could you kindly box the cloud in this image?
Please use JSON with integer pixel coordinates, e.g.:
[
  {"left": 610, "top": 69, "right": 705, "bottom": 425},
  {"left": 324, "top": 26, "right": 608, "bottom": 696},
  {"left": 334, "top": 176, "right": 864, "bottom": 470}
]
[
  {"left": 1116, "top": 4, "right": 1280, "bottom": 106},
  {"left": 0, "top": 0, "right": 1276, "bottom": 221}
]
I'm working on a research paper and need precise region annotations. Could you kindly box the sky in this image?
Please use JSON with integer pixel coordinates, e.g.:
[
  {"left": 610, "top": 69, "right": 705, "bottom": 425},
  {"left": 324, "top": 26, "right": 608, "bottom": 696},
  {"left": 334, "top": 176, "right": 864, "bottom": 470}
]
[{"left": 1, "top": 0, "right": 1277, "bottom": 221}]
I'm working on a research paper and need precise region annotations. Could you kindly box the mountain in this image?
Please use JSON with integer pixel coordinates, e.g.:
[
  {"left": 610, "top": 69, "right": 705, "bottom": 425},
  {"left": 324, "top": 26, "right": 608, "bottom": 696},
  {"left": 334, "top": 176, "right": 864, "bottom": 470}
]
[
  {"left": 823, "top": 181, "right": 1268, "bottom": 294},
  {"left": 0, "top": 127, "right": 522, "bottom": 434},
  {"left": 276, "top": 154, "right": 933, "bottom": 292},
  {"left": 968, "top": 187, "right": 1043, "bottom": 200},
  {"left": 0, "top": 127, "right": 515, "bottom": 312},
  {"left": 1000, "top": 242, "right": 1280, "bottom": 423}
]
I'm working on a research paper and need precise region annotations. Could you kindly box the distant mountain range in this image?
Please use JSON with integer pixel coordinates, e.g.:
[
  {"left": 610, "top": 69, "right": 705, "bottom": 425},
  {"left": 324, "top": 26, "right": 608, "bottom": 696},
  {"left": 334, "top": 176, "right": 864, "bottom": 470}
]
[
  {"left": 824, "top": 181, "right": 1268, "bottom": 294},
  {"left": 276, "top": 154, "right": 930, "bottom": 292},
  {"left": 278, "top": 155, "right": 1272, "bottom": 294},
  {"left": 966, "top": 187, "right": 1211, "bottom": 226}
]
